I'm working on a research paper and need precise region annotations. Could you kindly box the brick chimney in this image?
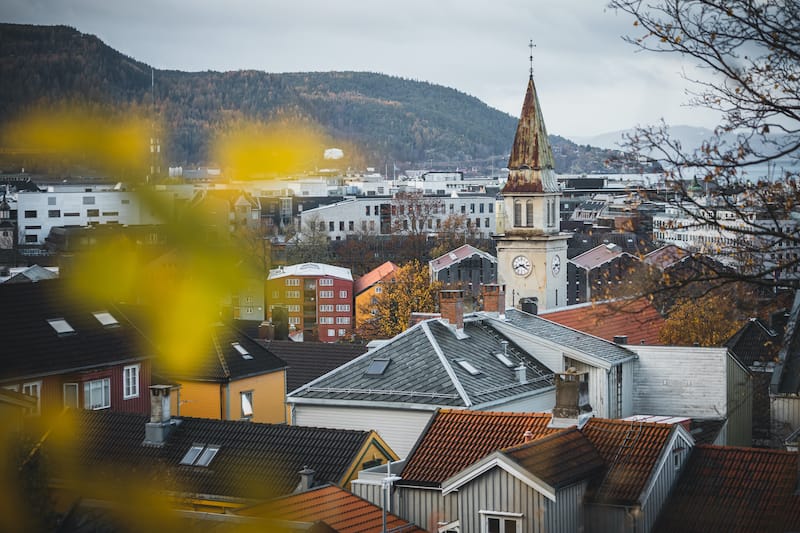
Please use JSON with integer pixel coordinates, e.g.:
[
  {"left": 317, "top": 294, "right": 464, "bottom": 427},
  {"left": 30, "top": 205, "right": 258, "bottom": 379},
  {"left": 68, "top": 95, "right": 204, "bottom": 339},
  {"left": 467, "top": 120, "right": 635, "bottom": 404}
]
[
  {"left": 143, "top": 384, "right": 175, "bottom": 446},
  {"left": 439, "top": 290, "right": 464, "bottom": 330},
  {"left": 481, "top": 284, "right": 506, "bottom": 318},
  {"left": 549, "top": 368, "right": 593, "bottom": 429},
  {"left": 257, "top": 320, "right": 275, "bottom": 340}
]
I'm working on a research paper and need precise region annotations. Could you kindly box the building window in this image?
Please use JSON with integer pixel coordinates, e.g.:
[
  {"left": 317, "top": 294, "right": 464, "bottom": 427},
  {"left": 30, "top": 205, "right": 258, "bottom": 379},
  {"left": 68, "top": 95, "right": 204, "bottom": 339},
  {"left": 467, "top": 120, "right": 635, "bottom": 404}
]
[
  {"left": 22, "top": 381, "right": 42, "bottom": 415},
  {"left": 285, "top": 278, "right": 300, "bottom": 286},
  {"left": 24, "top": 210, "right": 36, "bottom": 218},
  {"left": 339, "top": 290, "right": 348, "bottom": 298},
  {"left": 84, "top": 378, "right": 110, "bottom": 410},
  {"left": 338, "top": 329, "right": 347, "bottom": 336},
  {"left": 102, "top": 211, "right": 119, "bottom": 217},
  {"left": 48, "top": 197, "right": 56, "bottom": 205},
  {"left": 63, "top": 383, "right": 79, "bottom": 409},
  {"left": 339, "top": 221, "right": 345, "bottom": 231},
  {"left": 327, "top": 329, "right": 336, "bottom": 337},
  {"left": 320, "top": 290, "right": 334, "bottom": 299},
  {"left": 526, "top": 201, "right": 534, "bottom": 227},
  {"left": 482, "top": 513, "right": 522, "bottom": 533},
  {"left": 87, "top": 209, "right": 99, "bottom": 217},
  {"left": 285, "top": 290, "right": 300, "bottom": 299},
  {"left": 48, "top": 209, "right": 61, "bottom": 218},
  {"left": 514, "top": 201, "right": 522, "bottom": 227},
  {"left": 288, "top": 316, "right": 301, "bottom": 325},
  {"left": 241, "top": 391, "right": 253, "bottom": 418},
  {"left": 319, "top": 317, "right": 334, "bottom": 324},
  {"left": 319, "top": 278, "right": 334, "bottom": 286},
  {"left": 374, "top": 286, "right": 382, "bottom": 294},
  {"left": 329, "top": 221, "right": 334, "bottom": 232},
  {"left": 320, "top": 304, "right": 334, "bottom": 312},
  {"left": 348, "top": 221, "right": 354, "bottom": 231},
  {"left": 123, "top": 365, "right": 140, "bottom": 399},
  {"left": 83, "top": 196, "right": 95, "bottom": 205},
  {"left": 336, "top": 304, "right": 351, "bottom": 312},
  {"left": 288, "top": 305, "right": 301, "bottom": 312},
  {"left": 25, "top": 235, "right": 37, "bottom": 243},
  {"left": 336, "top": 316, "right": 350, "bottom": 324}
]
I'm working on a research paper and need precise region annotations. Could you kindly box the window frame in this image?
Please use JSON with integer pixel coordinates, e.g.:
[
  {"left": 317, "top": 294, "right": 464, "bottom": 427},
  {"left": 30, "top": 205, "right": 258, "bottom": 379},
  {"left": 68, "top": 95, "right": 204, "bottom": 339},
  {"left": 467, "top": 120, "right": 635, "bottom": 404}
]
[
  {"left": 241, "top": 390, "right": 254, "bottom": 419},
  {"left": 22, "top": 381, "right": 42, "bottom": 415},
  {"left": 84, "top": 378, "right": 111, "bottom": 410},
  {"left": 480, "top": 511, "right": 523, "bottom": 533},
  {"left": 123, "top": 364, "right": 140, "bottom": 399}
]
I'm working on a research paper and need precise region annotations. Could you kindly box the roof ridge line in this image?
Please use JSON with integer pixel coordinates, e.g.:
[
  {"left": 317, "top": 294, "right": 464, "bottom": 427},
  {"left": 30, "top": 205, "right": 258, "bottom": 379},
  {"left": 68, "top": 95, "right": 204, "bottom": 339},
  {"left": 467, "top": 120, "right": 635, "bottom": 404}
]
[{"left": 421, "top": 321, "right": 472, "bottom": 407}]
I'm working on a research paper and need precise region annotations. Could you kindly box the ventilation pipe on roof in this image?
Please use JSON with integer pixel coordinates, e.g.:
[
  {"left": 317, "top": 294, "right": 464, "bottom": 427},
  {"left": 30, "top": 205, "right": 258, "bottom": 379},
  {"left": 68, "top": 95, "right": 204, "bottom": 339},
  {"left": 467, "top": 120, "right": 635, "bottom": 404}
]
[
  {"left": 515, "top": 364, "right": 527, "bottom": 385},
  {"left": 613, "top": 335, "right": 628, "bottom": 345},
  {"left": 296, "top": 466, "right": 315, "bottom": 492}
]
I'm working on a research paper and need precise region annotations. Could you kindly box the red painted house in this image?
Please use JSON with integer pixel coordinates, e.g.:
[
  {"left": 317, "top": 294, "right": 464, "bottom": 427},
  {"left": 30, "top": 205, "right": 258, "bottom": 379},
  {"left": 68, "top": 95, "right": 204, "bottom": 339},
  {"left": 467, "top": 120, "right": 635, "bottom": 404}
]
[
  {"left": 266, "top": 263, "right": 354, "bottom": 343},
  {"left": 0, "top": 279, "right": 154, "bottom": 416}
]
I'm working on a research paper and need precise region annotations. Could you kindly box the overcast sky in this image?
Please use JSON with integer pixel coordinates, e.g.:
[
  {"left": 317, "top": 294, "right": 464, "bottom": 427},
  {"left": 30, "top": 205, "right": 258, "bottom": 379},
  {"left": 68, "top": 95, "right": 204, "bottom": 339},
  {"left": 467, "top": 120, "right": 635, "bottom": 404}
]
[{"left": 3, "top": 0, "right": 722, "bottom": 139}]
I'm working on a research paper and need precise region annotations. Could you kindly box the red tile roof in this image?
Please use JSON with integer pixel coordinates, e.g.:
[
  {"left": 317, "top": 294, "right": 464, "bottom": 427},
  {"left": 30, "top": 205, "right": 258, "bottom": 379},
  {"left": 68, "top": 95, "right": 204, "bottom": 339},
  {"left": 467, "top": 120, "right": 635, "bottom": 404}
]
[
  {"left": 240, "top": 485, "right": 424, "bottom": 532},
  {"left": 654, "top": 445, "right": 800, "bottom": 533},
  {"left": 354, "top": 261, "right": 399, "bottom": 295},
  {"left": 581, "top": 418, "right": 676, "bottom": 505},
  {"left": 504, "top": 428, "right": 605, "bottom": 489},
  {"left": 400, "top": 410, "right": 557, "bottom": 486},
  {"left": 540, "top": 298, "right": 665, "bottom": 345}
]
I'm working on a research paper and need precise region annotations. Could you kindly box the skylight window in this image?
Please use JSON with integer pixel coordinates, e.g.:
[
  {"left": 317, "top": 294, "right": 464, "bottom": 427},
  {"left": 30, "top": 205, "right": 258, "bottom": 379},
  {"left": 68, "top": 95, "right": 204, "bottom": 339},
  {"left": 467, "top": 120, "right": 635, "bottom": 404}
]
[
  {"left": 47, "top": 318, "right": 75, "bottom": 335},
  {"left": 232, "top": 342, "right": 253, "bottom": 359},
  {"left": 457, "top": 360, "right": 481, "bottom": 376},
  {"left": 92, "top": 311, "right": 119, "bottom": 327},
  {"left": 365, "top": 358, "right": 391, "bottom": 376},
  {"left": 180, "top": 444, "right": 220, "bottom": 467},
  {"left": 494, "top": 352, "right": 515, "bottom": 368}
]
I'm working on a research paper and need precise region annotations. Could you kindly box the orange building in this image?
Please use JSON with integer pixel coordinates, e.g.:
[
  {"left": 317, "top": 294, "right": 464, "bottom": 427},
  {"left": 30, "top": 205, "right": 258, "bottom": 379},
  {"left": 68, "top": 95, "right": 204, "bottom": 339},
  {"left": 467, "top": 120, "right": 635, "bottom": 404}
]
[{"left": 354, "top": 261, "right": 399, "bottom": 328}]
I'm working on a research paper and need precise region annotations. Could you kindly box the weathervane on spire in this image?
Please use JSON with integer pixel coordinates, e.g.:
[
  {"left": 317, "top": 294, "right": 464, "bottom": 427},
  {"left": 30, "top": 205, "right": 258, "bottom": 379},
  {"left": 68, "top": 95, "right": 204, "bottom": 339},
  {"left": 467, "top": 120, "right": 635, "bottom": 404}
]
[{"left": 529, "top": 39, "right": 536, "bottom": 78}]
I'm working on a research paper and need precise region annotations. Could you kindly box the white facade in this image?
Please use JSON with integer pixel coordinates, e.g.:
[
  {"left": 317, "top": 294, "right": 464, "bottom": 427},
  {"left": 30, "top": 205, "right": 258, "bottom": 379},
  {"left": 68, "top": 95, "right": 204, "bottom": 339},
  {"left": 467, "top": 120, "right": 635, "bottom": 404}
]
[{"left": 17, "top": 189, "right": 165, "bottom": 245}]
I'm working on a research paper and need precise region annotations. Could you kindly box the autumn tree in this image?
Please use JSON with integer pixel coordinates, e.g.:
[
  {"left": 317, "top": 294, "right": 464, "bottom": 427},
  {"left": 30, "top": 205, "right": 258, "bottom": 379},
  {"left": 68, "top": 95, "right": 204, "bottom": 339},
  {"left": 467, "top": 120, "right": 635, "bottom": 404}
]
[
  {"left": 610, "top": 0, "right": 800, "bottom": 291},
  {"left": 659, "top": 292, "right": 747, "bottom": 346},
  {"left": 356, "top": 260, "right": 442, "bottom": 339},
  {"left": 286, "top": 214, "right": 332, "bottom": 265},
  {"left": 429, "top": 213, "right": 481, "bottom": 258}
]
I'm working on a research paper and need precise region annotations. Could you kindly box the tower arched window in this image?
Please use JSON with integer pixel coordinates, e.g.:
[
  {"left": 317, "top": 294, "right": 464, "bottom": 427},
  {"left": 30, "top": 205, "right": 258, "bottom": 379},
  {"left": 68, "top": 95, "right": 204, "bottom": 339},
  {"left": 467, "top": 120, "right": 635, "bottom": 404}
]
[
  {"left": 514, "top": 201, "right": 522, "bottom": 227},
  {"left": 526, "top": 201, "right": 534, "bottom": 227}
]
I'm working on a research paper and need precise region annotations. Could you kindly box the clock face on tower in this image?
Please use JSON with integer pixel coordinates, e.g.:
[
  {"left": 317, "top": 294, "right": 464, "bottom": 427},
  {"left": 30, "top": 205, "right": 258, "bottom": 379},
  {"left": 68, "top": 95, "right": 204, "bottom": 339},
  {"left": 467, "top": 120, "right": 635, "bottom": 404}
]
[
  {"left": 512, "top": 255, "right": 532, "bottom": 277},
  {"left": 551, "top": 254, "right": 561, "bottom": 276}
]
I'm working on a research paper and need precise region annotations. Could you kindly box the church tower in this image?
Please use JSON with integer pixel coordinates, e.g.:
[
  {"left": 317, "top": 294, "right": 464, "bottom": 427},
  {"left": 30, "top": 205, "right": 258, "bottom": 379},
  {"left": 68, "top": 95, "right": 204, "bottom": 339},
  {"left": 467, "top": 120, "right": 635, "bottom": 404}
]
[{"left": 494, "top": 62, "right": 569, "bottom": 311}]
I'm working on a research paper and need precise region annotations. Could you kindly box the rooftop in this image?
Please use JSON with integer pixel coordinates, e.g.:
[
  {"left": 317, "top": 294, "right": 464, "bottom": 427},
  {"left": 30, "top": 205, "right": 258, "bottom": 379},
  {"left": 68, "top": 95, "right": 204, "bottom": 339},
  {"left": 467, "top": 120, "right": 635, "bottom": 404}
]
[
  {"left": 268, "top": 263, "right": 353, "bottom": 282},
  {"left": 353, "top": 261, "right": 399, "bottom": 295},
  {"left": 570, "top": 243, "right": 628, "bottom": 270},
  {"left": 429, "top": 244, "right": 496, "bottom": 273}
]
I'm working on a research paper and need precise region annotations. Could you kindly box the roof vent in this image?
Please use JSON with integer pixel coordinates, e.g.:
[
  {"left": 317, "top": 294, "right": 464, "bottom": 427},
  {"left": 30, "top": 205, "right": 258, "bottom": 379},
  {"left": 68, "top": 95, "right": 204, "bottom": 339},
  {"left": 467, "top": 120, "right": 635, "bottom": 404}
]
[{"left": 613, "top": 335, "right": 628, "bottom": 345}]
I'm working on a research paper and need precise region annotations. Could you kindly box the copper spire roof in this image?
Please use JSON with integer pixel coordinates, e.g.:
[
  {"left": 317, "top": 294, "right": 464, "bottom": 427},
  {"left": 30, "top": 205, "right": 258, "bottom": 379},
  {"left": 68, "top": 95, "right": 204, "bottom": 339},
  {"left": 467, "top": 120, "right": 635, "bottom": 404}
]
[{"left": 503, "top": 75, "right": 558, "bottom": 194}]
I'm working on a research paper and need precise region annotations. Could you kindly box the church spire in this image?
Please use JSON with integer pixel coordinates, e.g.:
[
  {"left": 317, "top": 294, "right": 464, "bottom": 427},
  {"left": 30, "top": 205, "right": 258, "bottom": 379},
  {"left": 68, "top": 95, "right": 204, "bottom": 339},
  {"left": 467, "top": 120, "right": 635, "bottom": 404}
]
[{"left": 502, "top": 50, "right": 557, "bottom": 194}]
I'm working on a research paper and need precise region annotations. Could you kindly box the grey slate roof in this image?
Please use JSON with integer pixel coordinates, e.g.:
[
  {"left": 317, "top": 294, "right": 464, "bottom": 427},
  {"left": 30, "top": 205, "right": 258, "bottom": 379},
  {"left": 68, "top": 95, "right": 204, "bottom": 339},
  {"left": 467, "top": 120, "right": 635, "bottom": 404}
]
[
  {"left": 255, "top": 340, "right": 368, "bottom": 392},
  {"left": 499, "top": 308, "right": 636, "bottom": 367},
  {"left": 289, "top": 317, "right": 554, "bottom": 408}
]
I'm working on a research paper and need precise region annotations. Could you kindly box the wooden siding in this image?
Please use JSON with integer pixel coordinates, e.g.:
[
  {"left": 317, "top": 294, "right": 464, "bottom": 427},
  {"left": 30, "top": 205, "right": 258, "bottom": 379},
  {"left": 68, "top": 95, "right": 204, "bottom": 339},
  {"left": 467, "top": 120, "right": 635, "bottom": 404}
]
[
  {"left": 292, "top": 404, "right": 436, "bottom": 458},
  {"left": 229, "top": 371, "right": 286, "bottom": 423},
  {"left": 771, "top": 396, "right": 800, "bottom": 435},
  {"left": 174, "top": 381, "right": 223, "bottom": 419},
  {"left": 632, "top": 346, "right": 727, "bottom": 417},
  {"left": 726, "top": 354, "right": 752, "bottom": 446},
  {"left": 395, "top": 486, "right": 456, "bottom": 532}
]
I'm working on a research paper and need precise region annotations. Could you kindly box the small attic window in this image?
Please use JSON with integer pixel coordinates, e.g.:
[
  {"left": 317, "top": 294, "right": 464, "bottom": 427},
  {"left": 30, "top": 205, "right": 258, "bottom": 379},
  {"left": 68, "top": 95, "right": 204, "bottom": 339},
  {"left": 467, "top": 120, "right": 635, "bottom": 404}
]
[
  {"left": 494, "top": 352, "right": 515, "bottom": 368},
  {"left": 180, "top": 444, "right": 220, "bottom": 467},
  {"left": 457, "top": 360, "right": 481, "bottom": 376},
  {"left": 232, "top": 342, "right": 253, "bottom": 359},
  {"left": 365, "top": 358, "right": 391, "bottom": 376},
  {"left": 92, "top": 311, "right": 119, "bottom": 327},
  {"left": 47, "top": 318, "right": 75, "bottom": 335}
]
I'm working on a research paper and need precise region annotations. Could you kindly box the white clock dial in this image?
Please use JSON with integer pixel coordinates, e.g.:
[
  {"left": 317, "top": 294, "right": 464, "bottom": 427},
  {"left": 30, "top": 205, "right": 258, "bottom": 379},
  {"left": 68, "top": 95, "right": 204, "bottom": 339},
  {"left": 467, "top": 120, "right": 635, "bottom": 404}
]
[
  {"left": 551, "top": 254, "right": 561, "bottom": 275},
  {"left": 512, "top": 255, "right": 531, "bottom": 276}
]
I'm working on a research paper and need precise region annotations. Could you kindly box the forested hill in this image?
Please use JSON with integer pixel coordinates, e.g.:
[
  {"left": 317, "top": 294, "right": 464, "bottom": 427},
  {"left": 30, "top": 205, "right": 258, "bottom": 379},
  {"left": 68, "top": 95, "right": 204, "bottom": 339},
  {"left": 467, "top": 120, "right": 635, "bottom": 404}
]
[{"left": 0, "top": 23, "right": 653, "bottom": 174}]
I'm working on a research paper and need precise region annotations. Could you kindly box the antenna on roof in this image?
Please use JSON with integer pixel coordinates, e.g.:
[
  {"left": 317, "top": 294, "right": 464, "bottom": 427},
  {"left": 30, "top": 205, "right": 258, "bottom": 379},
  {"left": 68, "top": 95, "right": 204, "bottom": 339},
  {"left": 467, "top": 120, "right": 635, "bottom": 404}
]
[{"left": 529, "top": 39, "right": 536, "bottom": 78}]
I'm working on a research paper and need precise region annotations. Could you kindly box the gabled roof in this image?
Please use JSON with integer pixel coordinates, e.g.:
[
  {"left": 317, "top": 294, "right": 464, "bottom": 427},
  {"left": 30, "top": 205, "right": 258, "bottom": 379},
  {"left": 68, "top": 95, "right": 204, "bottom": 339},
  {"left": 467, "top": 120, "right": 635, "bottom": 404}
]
[
  {"left": 653, "top": 445, "right": 800, "bottom": 533},
  {"left": 540, "top": 298, "right": 665, "bottom": 346},
  {"left": 288, "top": 317, "right": 554, "bottom": 409},
  {"left": 441, "top": 427, "right": 605, "bottom": 499},
  {"left": 2, "top": 264, "right": 58, "bottom": 283},
  {"left": 239, "top": 485, "right": 425, "bottom": 532},
  {"left": 725, "top": 317, "right": 781, "bottom": 367},
  {"left": 400, "top": 409, "right": 557, "bottom": 486},
  {"left": 161, "top": 323, "right": 287, "bottom": 382},
  {"left": 581, "top": 418, "right": 681, "bottom": 506},
  {"left": 643, "top": 244, "right": 689, "bottom": 270},
  {"left": 570, "top": 243, "right": 629, "bottom": 271},
  {"left": 0, "top": 280, "right": 153, "bottom": 383},
  {"left": 256, "top": 340, "right": 368, "bottom": 392},
  {"left": 268, "top": 263, "right": 353, "bottom": 281},
  {"left": 64, "top": 410, "right": 383, "bottom": 499},
  {"left": 353, "top": 261, "right": 399, "bottom": 295},
  {"left": 497, "top": 308, "right": 637, "bottom": 368},
  {"left": 429, "top": 244, "right": 496, "bottom": 274}
]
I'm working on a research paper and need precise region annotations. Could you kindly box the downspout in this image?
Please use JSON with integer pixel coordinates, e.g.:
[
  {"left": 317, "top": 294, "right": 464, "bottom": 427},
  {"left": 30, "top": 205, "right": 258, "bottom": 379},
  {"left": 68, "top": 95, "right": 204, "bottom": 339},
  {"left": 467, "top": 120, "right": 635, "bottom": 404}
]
[
  {"left": 225, "top": 382, "right": 231, "bottom": 420},
  {"left": 606, "top": 368, "right": 612, "bottom": 418}
]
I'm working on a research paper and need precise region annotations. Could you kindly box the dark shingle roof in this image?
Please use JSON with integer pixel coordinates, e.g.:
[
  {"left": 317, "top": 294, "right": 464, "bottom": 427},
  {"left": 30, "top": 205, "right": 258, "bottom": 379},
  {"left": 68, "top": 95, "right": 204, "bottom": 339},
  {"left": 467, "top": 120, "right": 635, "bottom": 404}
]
[
  {"left": 256, "top": 340, "right": 368, "bottom": 392},
  {"left": 67, "top": 410, "right": 374, "bottom": 499},
  {"left": 289, "top": 318, "right": 554, "bottom": 408},
  {"left": 654, "top": 445, "right": 800, "bottom": 533},
  {"left": 239, "top": 485, "right": 425, "bottom": 532},
  {"left": 503, "top": 428, "right": 605, "bottom": 489},
  {"left": 726, "top": 318, "right": 781, "bottom": 367},
  {"left": 0, "top": 280, "right": 153, "bottom": 382},
  {"left": 400, "top": 410, "right": 557, "bottom": 486},
  {"left": 500, "top": 309, "right": 636, "bottom": 367}
]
